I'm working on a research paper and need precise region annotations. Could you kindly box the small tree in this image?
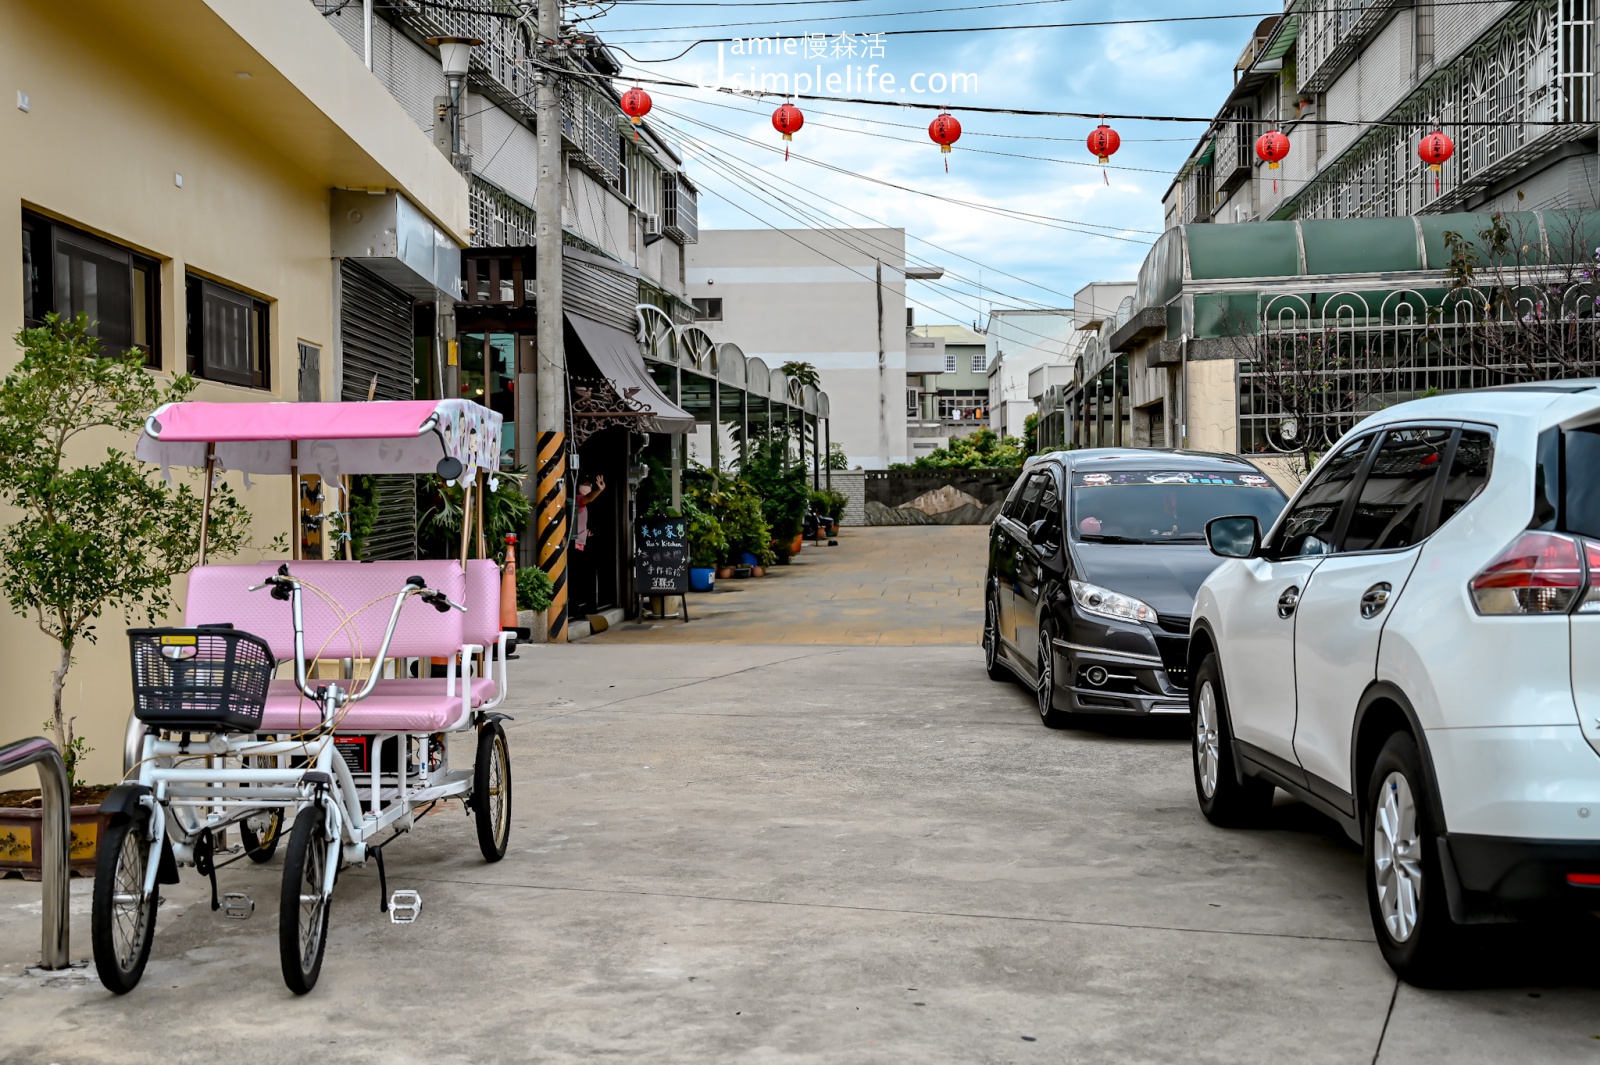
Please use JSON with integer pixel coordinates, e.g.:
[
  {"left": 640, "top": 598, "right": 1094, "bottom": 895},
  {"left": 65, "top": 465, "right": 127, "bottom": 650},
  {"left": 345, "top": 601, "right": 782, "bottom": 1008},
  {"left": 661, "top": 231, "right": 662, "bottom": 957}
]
[
  {"left": 1441, "top": 208, "right": 1600, "bottom": 381},
  {"left": 0, "top": 314, "right": 249, "bottom": 784},
  {"left": 895, "top": 428, "right": 1026, "bottom": 470}
]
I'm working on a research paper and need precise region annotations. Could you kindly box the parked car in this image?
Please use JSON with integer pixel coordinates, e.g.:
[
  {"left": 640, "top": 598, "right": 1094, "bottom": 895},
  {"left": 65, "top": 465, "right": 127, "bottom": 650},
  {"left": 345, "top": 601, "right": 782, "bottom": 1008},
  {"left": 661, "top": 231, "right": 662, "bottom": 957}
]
[
  {"left": 982, "top": 449, "right": 1287, "bottom": 726},
  {"left": 1189, "top": 386, "right": 1600, "bottom": 984}
]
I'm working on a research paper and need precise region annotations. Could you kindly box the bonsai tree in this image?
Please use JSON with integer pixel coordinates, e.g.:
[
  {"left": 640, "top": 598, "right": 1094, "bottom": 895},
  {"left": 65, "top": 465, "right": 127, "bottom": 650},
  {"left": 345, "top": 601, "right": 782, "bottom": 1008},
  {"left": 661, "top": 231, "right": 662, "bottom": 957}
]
[{"left": 0, "top": 314, "right": 249, "bottom": 784}]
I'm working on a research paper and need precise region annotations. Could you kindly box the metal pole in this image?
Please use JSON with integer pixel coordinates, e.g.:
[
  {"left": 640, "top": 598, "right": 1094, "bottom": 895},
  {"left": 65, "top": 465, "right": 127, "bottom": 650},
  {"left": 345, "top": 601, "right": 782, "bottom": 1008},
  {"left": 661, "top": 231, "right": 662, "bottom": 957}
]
[
  {"left": 740, "top": 389, "right": 749, "bottom": 473},
  {"left": 0, "top": 737, "right": 70, "bottom": 969},
  {"left": 823, "top": 419, "right": 832, "bottom": 491},
  {"left": 197, "top": 443, "right": 215, "bottom": 565},
  {"left": 670, "top": 364, "right": 682, "bottom": 511},
  {"left": 289, "top": 440, "right": 300, "bottom": 561},
  {"left": 362, "top": 0, "right": 374, "bottom": 70},
  {"left": 533, "top": 4, "right": 569, "bottom": 642},
  {"left": 710, "top": 376, "right": 721, "bottom": 478}
]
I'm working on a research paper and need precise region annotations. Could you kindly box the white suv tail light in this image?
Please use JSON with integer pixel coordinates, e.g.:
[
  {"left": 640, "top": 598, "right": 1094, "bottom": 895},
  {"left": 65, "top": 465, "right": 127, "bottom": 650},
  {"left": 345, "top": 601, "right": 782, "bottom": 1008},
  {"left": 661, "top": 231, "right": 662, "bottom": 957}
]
[{"left": 1470, "top": 532, "right": 1584, "bottom": 615}]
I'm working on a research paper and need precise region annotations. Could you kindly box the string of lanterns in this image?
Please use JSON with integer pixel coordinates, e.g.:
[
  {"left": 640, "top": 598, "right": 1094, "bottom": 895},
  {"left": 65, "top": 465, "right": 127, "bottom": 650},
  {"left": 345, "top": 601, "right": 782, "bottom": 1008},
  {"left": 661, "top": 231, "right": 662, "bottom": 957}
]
[{"left": 626, "top": 89, "right": 1459, "bottom": 196}]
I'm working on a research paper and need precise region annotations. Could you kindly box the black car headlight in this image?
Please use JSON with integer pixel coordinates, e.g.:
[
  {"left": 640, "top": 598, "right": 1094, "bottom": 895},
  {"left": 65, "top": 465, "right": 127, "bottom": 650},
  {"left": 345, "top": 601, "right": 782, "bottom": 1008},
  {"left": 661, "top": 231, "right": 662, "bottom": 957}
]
[{"left": 1069, "top": 579, "right": 1157, "bottom": 625}]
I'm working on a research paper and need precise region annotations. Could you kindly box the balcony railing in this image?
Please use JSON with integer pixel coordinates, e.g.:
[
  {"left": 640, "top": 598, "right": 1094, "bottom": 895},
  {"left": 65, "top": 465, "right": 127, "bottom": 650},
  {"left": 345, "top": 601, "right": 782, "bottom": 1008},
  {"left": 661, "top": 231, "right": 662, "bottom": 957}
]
[
  {"left": 662, "top": 173, "right": 699, "bottom": 244},
  {"left": 1299, "top": 0, "right": 1397, "bottom": 92},
  {"left": 561, "top": 85, "right": 622, "bottom": 187}
]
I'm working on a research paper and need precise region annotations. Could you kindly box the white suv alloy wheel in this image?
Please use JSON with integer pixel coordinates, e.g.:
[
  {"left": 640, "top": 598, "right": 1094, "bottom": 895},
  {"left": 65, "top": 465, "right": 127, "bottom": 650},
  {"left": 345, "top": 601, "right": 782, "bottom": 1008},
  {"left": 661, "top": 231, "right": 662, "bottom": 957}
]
[
  {"left": 1373, "top": 770, "right": 1423, "bottom": 943},
  {"left": 1194, "top": 680, "right": 1221, "bottom": 800}
]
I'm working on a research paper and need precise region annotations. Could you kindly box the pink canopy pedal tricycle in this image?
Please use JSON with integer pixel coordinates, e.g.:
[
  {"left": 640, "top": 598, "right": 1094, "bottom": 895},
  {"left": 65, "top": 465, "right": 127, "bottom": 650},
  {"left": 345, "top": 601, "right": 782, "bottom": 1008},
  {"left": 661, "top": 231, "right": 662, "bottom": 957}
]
[{"left": 95, "top": 399, "right": 514, "bottom": 995}]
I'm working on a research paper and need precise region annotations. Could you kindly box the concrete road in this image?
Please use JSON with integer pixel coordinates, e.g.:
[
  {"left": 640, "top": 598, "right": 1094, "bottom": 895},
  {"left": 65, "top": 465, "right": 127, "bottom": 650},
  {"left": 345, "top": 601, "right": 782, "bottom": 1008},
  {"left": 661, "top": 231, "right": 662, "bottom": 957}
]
[{"left": 1, "top": 530, "right": 1597, "bottom": 1064}]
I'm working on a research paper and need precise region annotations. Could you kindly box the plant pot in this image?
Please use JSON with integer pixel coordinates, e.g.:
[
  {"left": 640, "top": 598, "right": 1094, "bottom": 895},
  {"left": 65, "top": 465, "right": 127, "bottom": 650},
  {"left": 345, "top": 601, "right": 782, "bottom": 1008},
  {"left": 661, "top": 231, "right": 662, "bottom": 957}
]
[
  {"left": 825, "top": 519, "right": 838, "bottom": 536},
  {"left": 789, "top": 533, "right": 804, "bottom": 556},
  {"left": 739, "top": 551, "right": 760, "bottom": 568},
  {"left": 517, "top": 607, "right": 548, "bottom": 644},
  {"left": 689, "top": 567, "right": 716, "bottom": 592},
  {"left": 717, "top": 566, "right": 735, "bottom": 580},
  {"left": 751, "top": 565, "right": 766, "bottom": 577},
  {"left": 0, "top": 787, "right": 115, "bottom": 880},
  {"left": 733, "top": 565, "right": 752, "bottom": 579}
]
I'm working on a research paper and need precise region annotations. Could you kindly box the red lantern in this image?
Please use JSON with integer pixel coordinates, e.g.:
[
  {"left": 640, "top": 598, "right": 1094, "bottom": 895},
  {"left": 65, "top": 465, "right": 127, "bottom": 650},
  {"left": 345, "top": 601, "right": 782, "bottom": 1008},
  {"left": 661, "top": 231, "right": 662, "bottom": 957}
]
[
  {"left": 1086, "top": 122, "right": 1120, "bottom": 185},
  {"left": 928, "top": 112, "right": 961, "bottom": 172},
  {"left": 772, "top": 102, "right": 804, "bottom": 161},
  {"left": 1419, "top": 131, "right": 1454, "bottom": 194},
  {"left": 619, "top": 86, "right": 651, "bottom": 141},
  {"left": 1255, "top": 130, "right": 1290, "bottom": 193}
]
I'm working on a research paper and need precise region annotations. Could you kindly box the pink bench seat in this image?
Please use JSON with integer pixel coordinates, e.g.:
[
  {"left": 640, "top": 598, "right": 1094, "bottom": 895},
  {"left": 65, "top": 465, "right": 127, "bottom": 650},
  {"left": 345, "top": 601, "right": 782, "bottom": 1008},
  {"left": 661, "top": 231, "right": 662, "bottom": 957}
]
[
  {"left": 258, "top": 691, "right": 467, "bottom": 733},
  {"left": 266, "top": 677, "right": 497, "bottom": 708}
]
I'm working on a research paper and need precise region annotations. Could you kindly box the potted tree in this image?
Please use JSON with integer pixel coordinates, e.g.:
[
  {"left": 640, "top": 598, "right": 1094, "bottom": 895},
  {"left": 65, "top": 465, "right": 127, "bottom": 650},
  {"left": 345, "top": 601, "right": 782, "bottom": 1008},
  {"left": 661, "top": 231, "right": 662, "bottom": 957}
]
[
  {"left": 516, "top": 565, "right": 554, "bottom": 643},
  {"left": 0, "top": 314, "right": 250, "bottom": 878}
]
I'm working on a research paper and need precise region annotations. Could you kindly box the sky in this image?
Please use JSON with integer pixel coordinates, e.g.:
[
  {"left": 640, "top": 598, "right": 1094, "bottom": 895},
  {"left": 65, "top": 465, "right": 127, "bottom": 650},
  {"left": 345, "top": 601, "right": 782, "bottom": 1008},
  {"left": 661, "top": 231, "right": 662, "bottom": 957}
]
[{"left": 575, "top": 0, "right": 1272, "bottom": 326}]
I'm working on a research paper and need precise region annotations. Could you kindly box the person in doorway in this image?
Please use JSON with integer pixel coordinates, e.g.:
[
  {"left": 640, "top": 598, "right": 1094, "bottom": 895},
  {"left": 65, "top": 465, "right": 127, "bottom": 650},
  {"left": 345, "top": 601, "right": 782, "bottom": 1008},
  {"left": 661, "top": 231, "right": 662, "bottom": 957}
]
[{"left": 571, "top": 475, "right": 606, "bottom": 615}]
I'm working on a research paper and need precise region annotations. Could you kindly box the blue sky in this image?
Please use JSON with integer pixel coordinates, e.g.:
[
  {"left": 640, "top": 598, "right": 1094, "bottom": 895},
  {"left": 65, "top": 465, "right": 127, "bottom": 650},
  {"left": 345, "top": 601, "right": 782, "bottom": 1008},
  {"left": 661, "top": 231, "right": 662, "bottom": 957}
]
[{"left": 582, "top": 0, "right": 1269, "bottom": 325}]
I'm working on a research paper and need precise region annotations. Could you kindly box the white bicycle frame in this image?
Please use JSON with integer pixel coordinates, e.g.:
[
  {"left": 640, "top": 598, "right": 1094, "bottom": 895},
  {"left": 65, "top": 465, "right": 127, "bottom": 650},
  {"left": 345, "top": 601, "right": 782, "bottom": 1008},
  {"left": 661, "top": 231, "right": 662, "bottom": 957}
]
[{"left": 127, "top": 574, "right": 475, "bottom": 905}]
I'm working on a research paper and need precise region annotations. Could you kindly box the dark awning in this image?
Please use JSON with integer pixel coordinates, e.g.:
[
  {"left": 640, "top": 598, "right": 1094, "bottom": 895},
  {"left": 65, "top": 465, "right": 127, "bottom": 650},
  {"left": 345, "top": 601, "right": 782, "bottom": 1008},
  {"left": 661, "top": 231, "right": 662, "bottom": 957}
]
[{"left": 565, "top": 312, "right": 696, "bottom": 435}]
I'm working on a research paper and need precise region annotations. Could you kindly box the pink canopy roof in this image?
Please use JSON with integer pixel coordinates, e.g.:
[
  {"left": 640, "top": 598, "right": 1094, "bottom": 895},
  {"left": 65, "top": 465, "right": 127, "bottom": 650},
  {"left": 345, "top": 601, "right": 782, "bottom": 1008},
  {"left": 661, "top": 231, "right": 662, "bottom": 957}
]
[{"left": 136, "top": 399, "right": 503, "bottom": 479}]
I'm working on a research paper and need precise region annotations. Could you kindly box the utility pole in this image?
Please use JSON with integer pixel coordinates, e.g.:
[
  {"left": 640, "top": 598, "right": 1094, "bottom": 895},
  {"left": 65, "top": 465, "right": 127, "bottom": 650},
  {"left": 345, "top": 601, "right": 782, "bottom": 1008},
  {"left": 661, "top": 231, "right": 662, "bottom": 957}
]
[{"left": 533, "top": 0, "right": 569, "bottom": 642}]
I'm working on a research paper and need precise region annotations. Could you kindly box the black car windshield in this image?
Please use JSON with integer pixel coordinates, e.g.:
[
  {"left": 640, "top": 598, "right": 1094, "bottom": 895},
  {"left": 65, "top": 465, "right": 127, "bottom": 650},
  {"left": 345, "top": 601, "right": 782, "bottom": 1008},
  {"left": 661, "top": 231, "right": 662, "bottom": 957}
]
[{"left": 1070, "top": 470, "right": 1286, "bottom": 544}]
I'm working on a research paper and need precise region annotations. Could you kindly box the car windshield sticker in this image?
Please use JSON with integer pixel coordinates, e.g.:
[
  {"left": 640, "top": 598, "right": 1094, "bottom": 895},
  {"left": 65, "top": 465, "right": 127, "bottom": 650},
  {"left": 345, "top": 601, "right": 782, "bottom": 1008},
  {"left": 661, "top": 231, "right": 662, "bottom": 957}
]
[{"left": 1071, "top": 471, "right": 1276, "bottom": 488}]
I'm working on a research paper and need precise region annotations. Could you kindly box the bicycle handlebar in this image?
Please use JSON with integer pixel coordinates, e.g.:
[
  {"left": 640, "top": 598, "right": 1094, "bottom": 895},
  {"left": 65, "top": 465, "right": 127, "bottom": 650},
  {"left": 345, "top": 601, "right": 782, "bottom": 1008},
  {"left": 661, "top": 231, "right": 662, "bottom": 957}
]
[{"left": 248, "top": 567, "right": 460, "bottom": 713}]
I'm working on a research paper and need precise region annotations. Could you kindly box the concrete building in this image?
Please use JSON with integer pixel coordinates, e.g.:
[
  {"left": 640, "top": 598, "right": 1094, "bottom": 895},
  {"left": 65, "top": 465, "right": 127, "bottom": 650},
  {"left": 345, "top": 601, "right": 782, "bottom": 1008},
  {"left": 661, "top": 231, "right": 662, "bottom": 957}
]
[
  {"left": 687, "top": 228, "right": 910, "bottom": 469},
  {"left": 906, "top": 321, "right": 989, "bottom": 459},
  {"left": 983, "top": 309, "right": 1078, "bottom": 440},
  {"left": 1029, "top": 283, "right": 1135, "bottom": 451},
  {"left": 1164, "top": 1, "right": 1598, "bottom": 230},
  {"left": 3, "top": 0, "right": 466, "bottom": 785}
]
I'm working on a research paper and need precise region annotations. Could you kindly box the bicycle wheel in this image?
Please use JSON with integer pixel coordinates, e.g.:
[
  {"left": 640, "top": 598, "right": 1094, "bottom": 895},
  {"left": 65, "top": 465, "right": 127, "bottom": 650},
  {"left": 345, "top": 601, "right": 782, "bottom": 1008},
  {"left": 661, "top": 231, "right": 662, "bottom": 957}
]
[
  {"left": 91, "top": 819, "right": 159, "bottom": 994},
  {"left": 239, "top": 807, "right": 283, "bottom": 863},
  {"left": 279, "top": 802, "right": 334, "bottom": 995},
  {"left": 473, "top": 720, "right": 512, "bottom": 862}
]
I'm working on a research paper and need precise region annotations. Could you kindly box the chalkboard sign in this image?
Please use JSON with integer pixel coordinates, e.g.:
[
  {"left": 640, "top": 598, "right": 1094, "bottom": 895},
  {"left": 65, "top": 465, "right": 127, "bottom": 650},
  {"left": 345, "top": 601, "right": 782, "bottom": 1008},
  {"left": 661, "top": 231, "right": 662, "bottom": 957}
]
[{"left": 635, "top": 518, "right": 689, "bottom": 596}]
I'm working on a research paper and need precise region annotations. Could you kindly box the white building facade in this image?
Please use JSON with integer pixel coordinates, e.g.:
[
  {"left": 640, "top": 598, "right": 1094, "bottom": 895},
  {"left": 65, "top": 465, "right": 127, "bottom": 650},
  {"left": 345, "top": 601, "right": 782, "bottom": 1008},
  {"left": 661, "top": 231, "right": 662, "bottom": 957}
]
[
  {"left": 686, "top": 228, "right": 910, "bottom": 469},
  {"left": 984, "top": 309, "right": 1079, "bottom": 440}
]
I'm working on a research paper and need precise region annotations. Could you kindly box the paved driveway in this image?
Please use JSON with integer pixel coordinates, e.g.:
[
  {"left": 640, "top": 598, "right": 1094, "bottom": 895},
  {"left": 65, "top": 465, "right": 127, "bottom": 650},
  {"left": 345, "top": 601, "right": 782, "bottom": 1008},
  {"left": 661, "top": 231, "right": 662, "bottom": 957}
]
[{"left": 1, "top": 529, "right": 1596, "bottom": 1063}]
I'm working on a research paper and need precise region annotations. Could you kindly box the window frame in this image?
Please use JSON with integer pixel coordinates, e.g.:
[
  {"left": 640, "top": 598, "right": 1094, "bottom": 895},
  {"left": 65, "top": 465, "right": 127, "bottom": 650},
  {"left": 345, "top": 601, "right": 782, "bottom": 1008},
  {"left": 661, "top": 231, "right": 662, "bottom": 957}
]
[
  {"left": 692, "top": 297, "right": 722, "bottom": 322},
  {"left": 186, "top": 273, "right": 271, "bottom": 390},
  {"left": 22, "top": 209, "right": 160, "bottom": 366},
  {"left": 971, "top": 352, "right": 987, "bottom": 374},
  {"left": 1265, "top": 431, "right": 1379, "bottom": 559},
  {"left": 1336, "top": 425, "right": 1457, "bottom": 555}
]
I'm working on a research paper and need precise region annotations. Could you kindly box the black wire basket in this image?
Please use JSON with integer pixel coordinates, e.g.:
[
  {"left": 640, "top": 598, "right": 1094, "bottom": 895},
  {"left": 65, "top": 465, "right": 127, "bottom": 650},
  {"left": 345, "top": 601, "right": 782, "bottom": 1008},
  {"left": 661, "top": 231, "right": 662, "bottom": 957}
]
[{"left": 128, "top": 627, "right": 275, "bottom": 733}]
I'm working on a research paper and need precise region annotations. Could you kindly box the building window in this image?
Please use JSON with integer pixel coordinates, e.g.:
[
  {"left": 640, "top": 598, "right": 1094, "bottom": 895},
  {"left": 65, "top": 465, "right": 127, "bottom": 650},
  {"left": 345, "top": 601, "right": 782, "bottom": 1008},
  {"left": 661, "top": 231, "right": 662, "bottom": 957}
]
[
  {"left": 944, "top": 353, "right": 957, "bottom": 373},
  {"left": 693, "top": 297, "right": 722, "bottom": 321},
  {"left": 187, "top": 275, "right": 270, "bottom": 389},
  {"left": 22, "top": 210, "right": 159, "bottom": 364},
  {"left": 971, "top": 353, "right": 987, "bottom": 373},
  {"left": 906, "top": 388, "right": 919, "bottom": 417}
]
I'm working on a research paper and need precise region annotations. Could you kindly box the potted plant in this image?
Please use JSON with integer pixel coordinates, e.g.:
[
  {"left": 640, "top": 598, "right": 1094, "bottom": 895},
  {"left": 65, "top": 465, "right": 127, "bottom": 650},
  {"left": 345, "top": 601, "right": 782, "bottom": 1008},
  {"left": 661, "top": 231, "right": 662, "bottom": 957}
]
[
  {"left": 0, "top": 314, "right": 250, "bottom": 876},
  {"left": 745, "top": 440, "right": 808, "bottom": 566},
  {"left": 516, "top": 565, "right": 554, "bottom": 643},
  {"left": 684, "top": 496, "right": 726, "bottom": 593},
  {"left": 705, "top": 478, "right": 772, "bottom": 579}
]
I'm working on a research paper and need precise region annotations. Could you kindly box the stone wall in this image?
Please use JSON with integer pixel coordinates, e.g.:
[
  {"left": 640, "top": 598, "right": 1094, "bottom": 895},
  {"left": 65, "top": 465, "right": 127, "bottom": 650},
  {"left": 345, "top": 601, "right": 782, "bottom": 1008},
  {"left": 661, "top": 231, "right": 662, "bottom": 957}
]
[
  {"left": 830, "top": 469, "right": 867, "bottom": 526},
  {"left": 863, "top": 469, "right": 1022, "bottom": 525}
]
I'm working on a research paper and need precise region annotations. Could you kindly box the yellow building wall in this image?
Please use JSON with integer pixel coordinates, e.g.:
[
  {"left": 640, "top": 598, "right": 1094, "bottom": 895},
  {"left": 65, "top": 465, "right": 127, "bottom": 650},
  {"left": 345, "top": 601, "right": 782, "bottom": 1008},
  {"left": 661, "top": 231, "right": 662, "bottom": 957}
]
[
  {"left": 0, "top": 3, "right": 385, "bottom": 785},
  {"left": 1183, "top": 358, "right": 1237, "bottom": 455}
]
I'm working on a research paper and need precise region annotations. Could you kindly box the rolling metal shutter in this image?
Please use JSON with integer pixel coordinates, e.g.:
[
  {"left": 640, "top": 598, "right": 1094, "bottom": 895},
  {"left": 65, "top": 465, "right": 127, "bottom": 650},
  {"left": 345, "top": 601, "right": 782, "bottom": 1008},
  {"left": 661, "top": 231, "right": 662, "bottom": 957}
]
[
  {"left": 339, "top": 260, "right": 418, "bottom": 561},
  {"left": 564, "top": 255, "right": 639, "bottom": 332}
]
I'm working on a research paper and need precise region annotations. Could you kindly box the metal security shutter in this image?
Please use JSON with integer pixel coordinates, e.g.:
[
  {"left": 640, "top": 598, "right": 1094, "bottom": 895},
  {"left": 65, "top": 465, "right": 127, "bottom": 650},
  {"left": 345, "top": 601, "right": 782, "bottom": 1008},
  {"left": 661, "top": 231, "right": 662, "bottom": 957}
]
[
  {"left": 564, "top": 255, "right": 639, "bottom": 332},
  {"left": 340, "top": 261, "right": 418, "bottom": 561}
]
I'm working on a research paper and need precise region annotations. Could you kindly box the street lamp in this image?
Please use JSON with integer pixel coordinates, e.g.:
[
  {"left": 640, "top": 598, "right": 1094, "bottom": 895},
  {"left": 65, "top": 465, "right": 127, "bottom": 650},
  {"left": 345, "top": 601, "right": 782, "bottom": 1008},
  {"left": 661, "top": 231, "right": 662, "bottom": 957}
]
[{"left": 427, "top": 36, "right": 481, "bottom": 172}]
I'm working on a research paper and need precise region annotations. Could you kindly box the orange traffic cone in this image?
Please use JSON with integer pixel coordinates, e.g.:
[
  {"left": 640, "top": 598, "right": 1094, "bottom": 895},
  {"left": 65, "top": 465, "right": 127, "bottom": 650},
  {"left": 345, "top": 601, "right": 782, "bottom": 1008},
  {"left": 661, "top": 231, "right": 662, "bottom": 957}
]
[{"left": 501, "top": 533, "right": 519, "bottom": 632}]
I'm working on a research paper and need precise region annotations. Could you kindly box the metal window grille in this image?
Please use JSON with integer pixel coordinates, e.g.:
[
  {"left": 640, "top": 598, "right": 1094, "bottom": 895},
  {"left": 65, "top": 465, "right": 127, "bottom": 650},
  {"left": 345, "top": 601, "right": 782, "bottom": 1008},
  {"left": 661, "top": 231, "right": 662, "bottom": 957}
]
[
  {"left": 469, "top": 177, "right": 537, "bottom": 248},
  {"left": 1238, "top": 284, "right": 1600, "bottom": 456},
  {"left": 1293, "top": 1, "right": 1595, "bottom": 221}
]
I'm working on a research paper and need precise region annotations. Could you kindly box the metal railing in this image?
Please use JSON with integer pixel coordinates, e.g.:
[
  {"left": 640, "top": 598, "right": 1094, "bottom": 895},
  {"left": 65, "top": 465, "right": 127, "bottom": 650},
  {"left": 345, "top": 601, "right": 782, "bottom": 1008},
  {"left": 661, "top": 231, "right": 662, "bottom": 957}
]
[{"left": 0, "top": 737, "right": 70, "bottom": 969}]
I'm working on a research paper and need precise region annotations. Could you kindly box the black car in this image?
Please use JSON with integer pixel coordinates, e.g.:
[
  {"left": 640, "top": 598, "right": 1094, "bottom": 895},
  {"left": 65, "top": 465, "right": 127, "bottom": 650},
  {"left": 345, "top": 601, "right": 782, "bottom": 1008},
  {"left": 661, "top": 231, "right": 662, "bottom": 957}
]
[{"left": 983, "top": 449, "right": 1288, "bottom": 726}]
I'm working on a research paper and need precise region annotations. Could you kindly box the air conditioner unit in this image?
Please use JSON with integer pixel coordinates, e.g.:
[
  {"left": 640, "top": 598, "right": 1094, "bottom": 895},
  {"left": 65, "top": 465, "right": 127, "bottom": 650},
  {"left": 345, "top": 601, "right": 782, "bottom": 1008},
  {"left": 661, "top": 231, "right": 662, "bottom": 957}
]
[{"left": 643, "top": 212, "right": 663, "bottom": 236}]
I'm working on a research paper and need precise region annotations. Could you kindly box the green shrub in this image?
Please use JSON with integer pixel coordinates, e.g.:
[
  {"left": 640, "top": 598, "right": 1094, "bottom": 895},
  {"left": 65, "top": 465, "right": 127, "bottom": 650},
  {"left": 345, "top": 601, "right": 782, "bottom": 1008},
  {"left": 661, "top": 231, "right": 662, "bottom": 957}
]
[
  {"left": 743, "top": 440, "right": 809, "bottom": 543},
  {"left": 683, "top": 497, "right": 728, "bottom": 569},
  {"left": 696, "top": 479, "right": 773, "bottom": 566},
  {"left": 516, "top": 565, "right": 554, "bottom": 612}
]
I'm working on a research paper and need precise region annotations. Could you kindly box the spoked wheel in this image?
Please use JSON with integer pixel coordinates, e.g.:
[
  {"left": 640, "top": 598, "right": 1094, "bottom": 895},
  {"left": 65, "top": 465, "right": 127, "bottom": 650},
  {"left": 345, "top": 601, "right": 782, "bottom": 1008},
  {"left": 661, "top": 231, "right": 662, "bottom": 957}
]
[
  {"left": 92, "top": 819, "right": 160, "bottom": 994},
  {"left": 279, "top": 802, "right": 334, "bottom": 995},
  {"left": 1190, "top": 653, "right": 1273, "bottom": 827},
  {"left": 240, "top": 807, "right": 284, "bottom": 864},
  {"left": 1036, "top": 622, "right": 1070, "bottom": 729},
  {"left": 474, "top": 720, "right": 512, "bottom": 862},
  {"left": 982, "top": 590, "right": 1009, "bottom": 681}
]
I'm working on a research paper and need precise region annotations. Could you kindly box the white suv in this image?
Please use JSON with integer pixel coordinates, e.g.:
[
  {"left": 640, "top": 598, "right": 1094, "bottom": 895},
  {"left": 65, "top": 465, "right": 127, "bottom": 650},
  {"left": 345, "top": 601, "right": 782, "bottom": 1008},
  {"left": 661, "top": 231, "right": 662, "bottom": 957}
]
[{"left": 1189, "top": 386, "right": 1600, "bottom": 984}]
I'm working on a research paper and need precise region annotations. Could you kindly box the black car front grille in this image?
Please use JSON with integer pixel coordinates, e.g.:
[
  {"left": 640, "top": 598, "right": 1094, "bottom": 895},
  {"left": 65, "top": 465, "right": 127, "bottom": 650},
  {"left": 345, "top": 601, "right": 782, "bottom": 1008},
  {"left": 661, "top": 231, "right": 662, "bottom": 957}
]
[
  {"left": 1154, "top": 634, "right": 1190, "bottom": 690},
  {"left": 1156, "top": 613, "right": 1192, "bottom": 635}
]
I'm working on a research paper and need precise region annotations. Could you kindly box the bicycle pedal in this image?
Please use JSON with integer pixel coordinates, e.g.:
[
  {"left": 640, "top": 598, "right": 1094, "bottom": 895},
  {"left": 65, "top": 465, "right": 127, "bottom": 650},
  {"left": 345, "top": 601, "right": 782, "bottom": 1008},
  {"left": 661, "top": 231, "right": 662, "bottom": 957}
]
[
  {"left": 389, "top": 889, "right": 421, "bottom": 924},
  {"left": 221, "top": 893, "right": 254, "bottom": 920}
]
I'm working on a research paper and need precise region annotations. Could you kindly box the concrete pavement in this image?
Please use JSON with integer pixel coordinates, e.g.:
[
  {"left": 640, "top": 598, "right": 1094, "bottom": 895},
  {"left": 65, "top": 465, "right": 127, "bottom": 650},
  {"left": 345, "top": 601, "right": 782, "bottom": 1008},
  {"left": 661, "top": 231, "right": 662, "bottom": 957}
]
[{"left": 1, "top": 529, "right": 1597, "bottom": 1063}]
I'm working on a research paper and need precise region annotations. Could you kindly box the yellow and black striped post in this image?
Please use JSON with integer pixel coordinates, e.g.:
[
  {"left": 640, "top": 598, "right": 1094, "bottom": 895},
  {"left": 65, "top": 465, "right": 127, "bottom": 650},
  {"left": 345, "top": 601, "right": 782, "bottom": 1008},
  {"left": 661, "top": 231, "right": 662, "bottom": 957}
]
[{"left": 536, "top": 430, "right": 569, "bottom": 642}]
